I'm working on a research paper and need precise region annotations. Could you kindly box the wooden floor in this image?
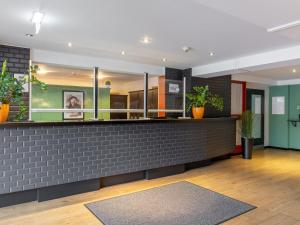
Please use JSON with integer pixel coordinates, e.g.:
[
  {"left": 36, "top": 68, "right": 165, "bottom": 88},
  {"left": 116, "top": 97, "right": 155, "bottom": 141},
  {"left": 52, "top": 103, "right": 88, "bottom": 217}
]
[{"left": 0, "top": 148, "right": 300, "bottom": 225}]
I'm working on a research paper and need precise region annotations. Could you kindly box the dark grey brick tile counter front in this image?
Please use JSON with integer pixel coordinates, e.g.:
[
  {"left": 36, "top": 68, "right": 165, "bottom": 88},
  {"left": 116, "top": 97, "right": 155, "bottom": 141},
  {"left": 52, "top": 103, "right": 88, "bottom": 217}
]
[{"left": 0, "top": 118, "right": 236, "bottom": 195}]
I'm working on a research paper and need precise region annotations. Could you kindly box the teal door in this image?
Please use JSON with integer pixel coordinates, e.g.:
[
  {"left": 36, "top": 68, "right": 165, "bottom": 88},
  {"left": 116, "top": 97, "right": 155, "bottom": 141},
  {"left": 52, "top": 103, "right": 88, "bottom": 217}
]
[{"left": 288, "top": 85, "right": 300, "bottom": 150}]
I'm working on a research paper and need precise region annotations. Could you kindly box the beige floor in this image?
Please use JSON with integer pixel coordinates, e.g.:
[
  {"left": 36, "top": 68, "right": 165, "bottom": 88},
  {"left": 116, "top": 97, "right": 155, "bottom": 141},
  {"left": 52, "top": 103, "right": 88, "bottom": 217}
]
[{"left": 0, "top": 148, "right": 300, "bottom": 225}]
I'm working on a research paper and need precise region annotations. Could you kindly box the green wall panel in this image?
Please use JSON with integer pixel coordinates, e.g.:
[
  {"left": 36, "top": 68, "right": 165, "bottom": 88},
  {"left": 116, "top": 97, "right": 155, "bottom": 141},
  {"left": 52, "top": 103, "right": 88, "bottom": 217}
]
[
  {"left": 269, "top": 86, "right": 289, "bottom": 148},
  {"left": 288, "top": 85, "right": 300, "bottom": 149},
  {"left": 32, "top": 85, "right": 110, "bottom": 121},
  {"left": 98, "top": 88, "right": 110, "bottom": 120}
]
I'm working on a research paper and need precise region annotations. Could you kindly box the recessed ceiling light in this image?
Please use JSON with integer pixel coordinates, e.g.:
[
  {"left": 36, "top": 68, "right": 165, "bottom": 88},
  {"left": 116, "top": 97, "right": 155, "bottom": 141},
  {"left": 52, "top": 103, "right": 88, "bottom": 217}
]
[
  {"left": 141, "top": 36, "right": 151, "bottom": 44},
  {"left": 37, "top": 69, "right": 48, "bottom": 75},
  {"left": 267, "top": 20, "right": 300, "bottom": 33},
  {"left": 209, "top": 52, "right": 214, "bottom": 56},
  {"left": 182, "top": 46, "right": 192, "bottom": 53},
  {"left": 162, "top": 58, "right": 167, "bottom": 62},
  {"left": 121, "top": 50, "right": 125, "bottom": 55},
  {"left": 25, "top": 33, "right": 34, "bottom": 38},
  {"left": 31, "top": 11, "right": 45, "bottom": 34},
  {"left": 292, "top": 69, "right": 297, "bottom": 73},
  {"left": 68, "top": 42, "right": 72, "bottom": 47}
]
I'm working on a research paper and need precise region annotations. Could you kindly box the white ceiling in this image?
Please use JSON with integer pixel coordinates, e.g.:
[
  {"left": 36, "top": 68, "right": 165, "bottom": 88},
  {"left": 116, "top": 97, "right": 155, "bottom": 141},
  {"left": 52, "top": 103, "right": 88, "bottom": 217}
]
[
  {"left": 1, "top": 0, "right": 300, "bottom": 69},
  {"left": 236, "top": 64, "right": 300, "bottom": 81}
]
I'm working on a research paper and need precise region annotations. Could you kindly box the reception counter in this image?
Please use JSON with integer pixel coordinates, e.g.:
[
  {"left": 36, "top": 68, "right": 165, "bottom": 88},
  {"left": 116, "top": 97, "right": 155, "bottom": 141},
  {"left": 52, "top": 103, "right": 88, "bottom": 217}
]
[{"left": 0, "top": 118, "right": 236, "bottom": 207}]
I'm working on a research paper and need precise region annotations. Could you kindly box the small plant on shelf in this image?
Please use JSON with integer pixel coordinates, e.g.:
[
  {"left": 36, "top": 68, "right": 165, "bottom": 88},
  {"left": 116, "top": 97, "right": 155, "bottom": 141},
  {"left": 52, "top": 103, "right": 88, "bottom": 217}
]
[
  {"left": 0, "top": 60, "right": 47, "bottom": 122},
  {"left": 186, "top": 85, "right": 224, "bottom": 119}
]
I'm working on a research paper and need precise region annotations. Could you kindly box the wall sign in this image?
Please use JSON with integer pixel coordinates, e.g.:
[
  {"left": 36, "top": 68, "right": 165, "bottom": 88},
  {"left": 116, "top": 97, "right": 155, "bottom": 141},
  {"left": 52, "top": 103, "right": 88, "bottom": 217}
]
[
  {"left": 14, "top": 74, "right": 29, "bottom": 92},
  {"left": 168, "top": 83, "right": 180, "bottom": 93},
  {"left": 272, "top": 96, "right": 285, "bottom": 115}
]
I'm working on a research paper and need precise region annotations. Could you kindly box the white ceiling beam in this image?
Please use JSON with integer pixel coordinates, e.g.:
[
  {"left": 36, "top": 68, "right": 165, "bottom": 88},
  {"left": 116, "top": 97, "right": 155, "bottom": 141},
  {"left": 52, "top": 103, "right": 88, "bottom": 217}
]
[
  {"left": 192, "top": 45, "right": 300, "bottom": 77},
  {"left": 31, "top": 49, "right": 165, "bottom": 76},
  {"left": 277, "top": 79, "right": 300, "bottom": 86},
  {"left": 232, "top": 74, "right": 277, "bottom": 86}
]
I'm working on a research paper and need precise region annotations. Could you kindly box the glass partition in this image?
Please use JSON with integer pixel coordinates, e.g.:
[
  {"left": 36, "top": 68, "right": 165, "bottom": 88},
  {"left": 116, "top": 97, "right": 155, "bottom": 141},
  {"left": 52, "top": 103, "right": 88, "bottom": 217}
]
[
  {"left": 31, "top": 63, "right": 94, "bottom": 121},
  {"left": 30, "top": 65, "right": 185, "bottom": 121},
  {"left": 148, "top": 75, "right": 184, "bottom": 118},
  {"left": 147, "top": 74, "right": 161, "bottom": 118},
  {"left": 98, "top": 71, "right": 144, "bottom": 120}
]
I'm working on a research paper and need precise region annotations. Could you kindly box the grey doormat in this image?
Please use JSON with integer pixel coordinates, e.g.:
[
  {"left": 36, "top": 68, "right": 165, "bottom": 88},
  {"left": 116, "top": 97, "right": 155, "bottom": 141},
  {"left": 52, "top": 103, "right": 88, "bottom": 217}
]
[{"left": 85, "top": 181, "right": 255, "bottom": 225}]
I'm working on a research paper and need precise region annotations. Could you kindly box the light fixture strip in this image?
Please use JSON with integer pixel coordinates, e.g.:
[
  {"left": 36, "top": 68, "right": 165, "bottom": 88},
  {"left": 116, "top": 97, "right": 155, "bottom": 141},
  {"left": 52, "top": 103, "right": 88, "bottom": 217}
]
[{"left": 267, "top": 20, "right": 300, "bottom": 33}]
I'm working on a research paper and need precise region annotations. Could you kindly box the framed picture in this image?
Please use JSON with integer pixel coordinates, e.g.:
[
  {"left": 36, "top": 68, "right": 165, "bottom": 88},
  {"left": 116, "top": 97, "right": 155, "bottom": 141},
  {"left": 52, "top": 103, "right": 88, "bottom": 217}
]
[
  {"left": 63, "top": 90, "right": 84, "bottom": 120},
  {"left": 14, "top": 74, "right": 29, "bottom": 92}
]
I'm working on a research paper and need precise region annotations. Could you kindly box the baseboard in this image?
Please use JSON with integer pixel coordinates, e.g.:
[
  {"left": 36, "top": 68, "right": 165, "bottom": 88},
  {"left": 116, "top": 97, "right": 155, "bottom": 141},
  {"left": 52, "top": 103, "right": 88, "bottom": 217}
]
[
  {"left": 289, "top": 148, "right": 300, "bottom": 151},
  {"left": 37, "top": 179, "right": 100, "bottom": 202},
  {"left": 253, "top": 145, "right": 264, "bottom": 150},
  {"left": 100, "top": 172, "right": 145, "bottom": 188},
  {"left": 212, "top": 154, "right": 231, "bottom": 161},
  {"left": 145, "top": 164, "right": 185, "bottom": 180},
  {"left": 264, "top": 146, "right": 289, "bottom": 150},
  {"left": 185, "top": 160, "right": 212, "bottom": 170},
  {"left": 0, "top": 189, "right": 37, "bottom": 208}
]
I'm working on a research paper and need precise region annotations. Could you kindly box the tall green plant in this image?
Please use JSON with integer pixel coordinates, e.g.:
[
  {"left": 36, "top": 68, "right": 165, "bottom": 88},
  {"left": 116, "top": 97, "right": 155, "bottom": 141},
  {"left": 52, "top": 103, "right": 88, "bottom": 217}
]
[
  {"left": 0, "top": 60, "right": 47, "bottom": 121},
  {"left": 241, "top": 110, "right": 254, "bottom": 138},
  {"left": 186, "top": 85, "right": 224, "bottom": 112}
]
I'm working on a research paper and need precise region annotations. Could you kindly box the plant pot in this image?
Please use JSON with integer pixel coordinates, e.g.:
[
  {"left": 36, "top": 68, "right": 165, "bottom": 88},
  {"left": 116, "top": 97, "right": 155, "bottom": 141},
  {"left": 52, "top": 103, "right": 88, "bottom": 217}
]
[
  {"left": 0, "top": 104, "right": 9, "bottom": 123},
  {"left": 241, "top": 137, "right": 254, "bottom": 159},
  {"left": 192, "top": 107, "right": 205, "bottom": 119}
]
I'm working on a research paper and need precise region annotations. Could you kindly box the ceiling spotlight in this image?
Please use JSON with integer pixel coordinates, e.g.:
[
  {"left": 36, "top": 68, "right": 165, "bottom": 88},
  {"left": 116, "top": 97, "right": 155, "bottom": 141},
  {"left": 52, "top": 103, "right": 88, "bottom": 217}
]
[
  {"left": 25, "top": 33, "right": 34, "bottom": 38},
  {"left": 209, "top": 52, "right": 214, "bottom": 56},
  {"left": 68, "top": 42, "right": 72, "bottom": 47},
  {"left": 121, "top": 50, "right": 125, "bottom": 55},
  {"left": 293, "top": 69, "right": 297, "bottom": 73},
  {"left": 182, "top": 46, "right": 192, "bottom": 53},
  {"left": 141, "top": 36, "right": 151, "bottom": 44},
  {"left": 162, "top": 58, "right": 167, "bottom": 62},
  {"left": 31, "top": 11, "right": 45, "bottom": 34}
]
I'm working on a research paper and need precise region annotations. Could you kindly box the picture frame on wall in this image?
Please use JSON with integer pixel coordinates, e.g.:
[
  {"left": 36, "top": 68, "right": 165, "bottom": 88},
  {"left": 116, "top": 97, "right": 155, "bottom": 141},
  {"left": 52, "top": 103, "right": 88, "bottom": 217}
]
[
  {"left": 14, "top": 74, "right": 29, "bottom": 92},
  {"left": 63, "top": 90, "right": 84, "bottom": 120}
]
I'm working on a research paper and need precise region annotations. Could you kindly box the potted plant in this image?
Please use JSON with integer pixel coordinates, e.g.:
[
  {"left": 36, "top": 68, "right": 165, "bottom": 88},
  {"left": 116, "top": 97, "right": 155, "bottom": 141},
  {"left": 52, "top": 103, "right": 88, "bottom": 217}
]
[
  {"left": 186, "top": 85, "right": 224, "bottom": 119},
  {"left": 241, "top": 110, "right": 254, "bottom": 159},
  {"left": 0, "top": 60, "right": 47, "bottom": 122}
]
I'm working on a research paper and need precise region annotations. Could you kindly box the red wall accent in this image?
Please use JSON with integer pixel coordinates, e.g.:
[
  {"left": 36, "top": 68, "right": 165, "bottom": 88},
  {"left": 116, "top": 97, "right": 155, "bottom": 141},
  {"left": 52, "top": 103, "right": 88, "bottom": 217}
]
[
  {"left": 158, "top": 76, "right": 166, "bottom": 117},
  {"left": 231, "top": 80, "right": 247, "bottom": 154}
]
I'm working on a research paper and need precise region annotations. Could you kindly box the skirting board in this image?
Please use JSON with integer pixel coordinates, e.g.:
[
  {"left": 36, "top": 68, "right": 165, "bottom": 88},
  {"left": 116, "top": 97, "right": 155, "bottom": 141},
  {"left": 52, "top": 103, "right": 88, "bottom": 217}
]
[
  {"left": 37, "top": 179, "right": 100, "bottom": 202},
  {"left": 100, "top": 172, "right": 145, "bottom": 188},
  {"left": 264, "top": 146, "right": 289, "bottom": 150},
  {"left": 185, "top": 160, "right": 212, "bottom": 170},
  {"left": 0, "top": 189, "right": 37, "bottom": 208},
  {"left": 145, "top": 164, "right": 185, "bottom": 180}
]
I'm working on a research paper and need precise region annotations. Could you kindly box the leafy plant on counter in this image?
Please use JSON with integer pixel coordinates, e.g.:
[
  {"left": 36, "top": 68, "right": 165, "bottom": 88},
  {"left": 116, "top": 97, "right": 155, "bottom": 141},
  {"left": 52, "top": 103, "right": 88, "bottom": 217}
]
[
  {"left": 186, "top": 85, "right": 224, "bottom": 112},
  {"left": 0, "top": 60, "right": 48, "bottom": 121}
]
